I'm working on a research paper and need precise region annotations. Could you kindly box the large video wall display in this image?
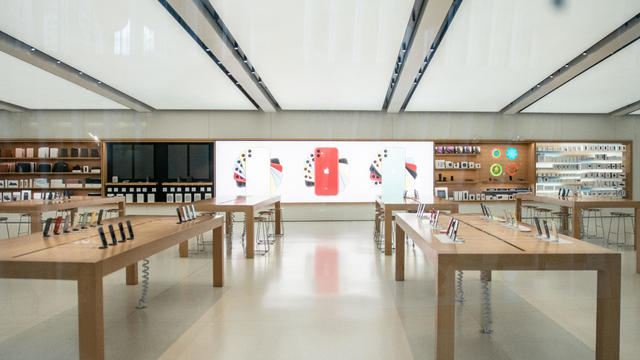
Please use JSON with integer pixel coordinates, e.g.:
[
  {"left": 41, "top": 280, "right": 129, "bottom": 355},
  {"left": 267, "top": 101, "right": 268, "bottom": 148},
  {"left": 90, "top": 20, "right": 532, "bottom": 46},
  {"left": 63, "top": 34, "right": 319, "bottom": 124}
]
[{"left": 215, "top": 141, "right": 434, "bottom": 203}]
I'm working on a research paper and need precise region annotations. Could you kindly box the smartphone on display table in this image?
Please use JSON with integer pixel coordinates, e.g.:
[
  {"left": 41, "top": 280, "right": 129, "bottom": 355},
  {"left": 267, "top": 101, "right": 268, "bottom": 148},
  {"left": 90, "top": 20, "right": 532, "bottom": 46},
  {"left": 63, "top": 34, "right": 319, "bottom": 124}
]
[
  {"left": 98, "top": 227, "right": 108, "bottom": 249},
  {"left": 176, "top": 208, "right": 183, "bottom": 223},
  {"left": 314, "top": 147, "right": 339, "bottom": 196},
  {"left": 543, "top": 220, "right": 550, "bottom": 239},
  {"left": 118, "top": 222, "right": 127, "bottom": 242},
  {"left": 81, "top": 213, "right": 88, "bottom": 229},
  {"left": 97, "top": 209, "right": 104, "bottom": 225},
  {"left": 53, "top": 216, "right": 63, "bottom": 235},
  {"left": 108, "top": 224, "right": 117, "bottom": 245},
  {"left": 43, "top": 218, "right": 53, "bottom": 237},
  {"left": 126, "top": 220, "right": 134, "bottom": 239},
  {"left": 246, "top": 148, "right": 271, "bottom": 196},
  {"left": 382, "top": 148, "right": 406, "bottom": 201},
  {"left": 534, "top": 217, "right": 543, "bottom": 236}
]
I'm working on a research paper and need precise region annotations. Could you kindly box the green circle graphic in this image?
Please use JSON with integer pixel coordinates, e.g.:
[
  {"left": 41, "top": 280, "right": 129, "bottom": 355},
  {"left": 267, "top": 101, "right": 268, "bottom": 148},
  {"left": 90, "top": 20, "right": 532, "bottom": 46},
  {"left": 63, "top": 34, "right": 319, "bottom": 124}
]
[{"left": 490, "top": 163, "right": 503, "bottom": 177}]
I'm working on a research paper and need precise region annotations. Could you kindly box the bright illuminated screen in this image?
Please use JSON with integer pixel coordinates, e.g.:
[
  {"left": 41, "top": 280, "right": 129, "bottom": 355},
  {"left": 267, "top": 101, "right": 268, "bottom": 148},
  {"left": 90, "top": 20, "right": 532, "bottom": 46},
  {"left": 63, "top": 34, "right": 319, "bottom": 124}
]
[{"left": 215, "top": 141, "right": 434, "bottom": 203}]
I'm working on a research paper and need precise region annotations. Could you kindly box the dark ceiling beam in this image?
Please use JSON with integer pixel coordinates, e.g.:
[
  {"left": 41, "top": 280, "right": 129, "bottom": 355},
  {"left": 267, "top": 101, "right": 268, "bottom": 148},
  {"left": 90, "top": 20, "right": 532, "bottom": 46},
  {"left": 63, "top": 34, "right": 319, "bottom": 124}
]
[
  {"left": 0, "top": 31, "right": 153, "bottom": 112},
  {"left": 502, "top": 13, "right": 640, "bottom": 115},
  {"left": 164, "top": 0, "right": 278, "bottom": 112},
  {"left": 0, "top": 100, "right": 27, "bottom": 112},
  {"left": 385, "top": 0, "right": 459, "bottom": 113}
]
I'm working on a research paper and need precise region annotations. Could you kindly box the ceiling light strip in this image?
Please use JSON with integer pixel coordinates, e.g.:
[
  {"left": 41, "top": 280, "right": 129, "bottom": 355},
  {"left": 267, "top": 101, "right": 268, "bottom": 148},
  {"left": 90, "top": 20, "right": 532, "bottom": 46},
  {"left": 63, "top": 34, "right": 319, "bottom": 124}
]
[
  {"left": 161, "top": 0, "right": 278, "bottom": 112},
  {"left": 0, "top": 99, "right": 27, "bottom": 112},
  {"left": 501, "top": 13, "right": 640, "bottom": 115},
  {"left": 400, "top": 0, "right": 462, "bottom": 111},
  {"left": 385, "top": 0, "right": 461, "bottom": 113},
  {"left": 381, "top": 0, "right": 428, "bottom": 110},
  {"left": 157, "top": 0, "right": 261, "bottom": 110},
  {"left": 196, "top": 0, "right": 281, "bottom": 110},
  {"left": 0, "top": 31, "right": 153, "bottom": 112}
]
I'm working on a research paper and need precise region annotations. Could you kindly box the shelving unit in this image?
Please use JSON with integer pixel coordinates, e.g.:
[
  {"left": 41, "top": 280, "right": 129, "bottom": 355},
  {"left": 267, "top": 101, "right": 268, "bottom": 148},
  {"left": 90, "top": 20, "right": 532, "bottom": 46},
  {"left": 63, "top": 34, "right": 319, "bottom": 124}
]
[
  {"left": 434, "top": 141, "right": 535, "bottom": 202},
  {"left": 535, "top": 142, "right": 631, "bottom": 198},
  {"left": 0, "top": 139, "right": 103, "bottom": 201}
]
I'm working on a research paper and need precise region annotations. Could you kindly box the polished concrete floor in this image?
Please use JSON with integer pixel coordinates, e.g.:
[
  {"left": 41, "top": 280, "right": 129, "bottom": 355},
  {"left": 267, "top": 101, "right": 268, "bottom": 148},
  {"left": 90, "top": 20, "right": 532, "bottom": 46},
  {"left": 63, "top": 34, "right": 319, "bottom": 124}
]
[{"left": 0, "top": 220, "right": 638, "bottom": 359}]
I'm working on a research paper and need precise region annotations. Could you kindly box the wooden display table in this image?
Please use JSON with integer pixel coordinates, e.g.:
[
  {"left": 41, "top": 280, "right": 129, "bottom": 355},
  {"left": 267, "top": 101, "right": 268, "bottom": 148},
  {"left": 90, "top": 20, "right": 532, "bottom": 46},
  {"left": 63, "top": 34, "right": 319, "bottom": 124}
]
[
  {"left": 0, "top": 214, "right": 224, "bottom": 360},
  {"left": 515, "top": 194, "right": 640, "bottom": 273},
  {"left": 394, "top": 212, "right": 620, "bottom": 360},
  {"left": 0, "top": 196, "right": 126, "bottom": 234},
  {"left": 193, "top": 195, "right": 282, "bottom": 258},
  {"left": 375, "top": 196, "right": 459, "bottom": 255}
]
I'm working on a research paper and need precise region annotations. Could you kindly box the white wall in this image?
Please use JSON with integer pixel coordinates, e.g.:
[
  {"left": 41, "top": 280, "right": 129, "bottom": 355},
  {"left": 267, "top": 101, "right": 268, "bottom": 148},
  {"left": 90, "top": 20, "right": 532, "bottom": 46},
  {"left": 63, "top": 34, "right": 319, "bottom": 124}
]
[{"left": 1, "top": 110, "right": 638, "bottom": 219}]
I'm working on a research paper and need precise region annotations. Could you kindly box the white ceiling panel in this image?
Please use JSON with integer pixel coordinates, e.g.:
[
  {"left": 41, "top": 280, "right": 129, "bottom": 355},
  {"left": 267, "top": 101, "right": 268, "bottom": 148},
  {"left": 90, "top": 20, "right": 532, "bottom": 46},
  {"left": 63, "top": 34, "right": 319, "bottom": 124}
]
[
  {"left": 210, "top": 0, "right": 413, "bottom": 110},
  {"left": 523, "top": 39, "right": 640, "bottom": 113},
  {"left": 406, "top": 0, "right": 640, "bottom": 112},
  {"left": 632, "top": 110, "right": 640, "bottom": 115},
  {"left": 0, "top": 0, "right": 255, "bottom": 110},
  {"left": 0, "top": 51, "right": 126, "bottom": 109}
]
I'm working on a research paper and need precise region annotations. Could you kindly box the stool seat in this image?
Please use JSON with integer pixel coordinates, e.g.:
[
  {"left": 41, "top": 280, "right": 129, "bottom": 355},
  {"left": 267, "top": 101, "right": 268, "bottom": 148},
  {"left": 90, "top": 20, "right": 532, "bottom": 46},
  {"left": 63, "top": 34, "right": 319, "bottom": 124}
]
[
  {"left": 0, "top": 217, "right": 8, "bottom": 221},
  {"left": 522, "top": 205, "right": 538, "bottom": 209},
  {"left": 610, "top": 212, "right": 632, "bottom": 217},
  {"left": 536, "top": 208, "right": 552, "bottom": 213}
]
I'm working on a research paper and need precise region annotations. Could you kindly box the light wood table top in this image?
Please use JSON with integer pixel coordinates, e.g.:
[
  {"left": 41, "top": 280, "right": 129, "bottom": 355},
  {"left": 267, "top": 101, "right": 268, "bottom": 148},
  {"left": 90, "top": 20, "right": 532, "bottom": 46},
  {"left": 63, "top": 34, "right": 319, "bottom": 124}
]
[
  {"left": 375, "top": 196, "right": 459, "bottom": 255},
  {"left": 515, "top": 194, "right": 639, "bottom": 273},
  {"left": 515, "top": 194, "right": 640, "bottom": 208},
  {"left": 394, "top": 212, "right": 620, "bottom": 360},
  {"left": 0, "top": 214, "right": 225, "bottom": 360},
  {"left": 193, "top": 195, "right": 282, "bottom": 258},
  {"left": 0, "top": 195, "right": 125, "bottom": 213}
]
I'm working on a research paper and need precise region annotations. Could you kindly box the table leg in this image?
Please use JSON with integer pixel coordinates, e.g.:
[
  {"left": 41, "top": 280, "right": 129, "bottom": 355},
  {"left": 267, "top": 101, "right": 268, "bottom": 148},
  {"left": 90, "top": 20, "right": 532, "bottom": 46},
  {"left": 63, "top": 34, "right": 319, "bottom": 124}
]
[
  {"left": 635, "top": 207, "right": 639, "bottom": 273},
  {"left": 118, "top": 200, "right": 126, "bottom": 217},
  {"left": 560, "top": 206, "right": 569, "bottom": 233},
  {"left": 595, "top": 257, "right": 621, "bottom": 360},
  {"left": 384, "top": 205, "right": 392, "bottom": 256},
  {"left": 482, "top": 270, "right": 492, "bottom": 282},
  {"left": 375, "top": 202, "right": 381, "bottom": 234},
  {"left": 126, "top": 263, "right": 138, "bottom": 285},
  {"left": 213, "top": 226, "right": 224, "bottom": 287},
  {"left": 275, "top": 201, "right": 282, "bottom": 235},
  {"left": 572, "top": 207, "right": 582, "bottom": 240},
  {"left": 29, "top": 211, "right": 41, "bottom": 234},
  {"left": 179, "top": 240, "right": 188, "bottom": 258},
  {"left": 395, "top": 222, "right": 405, "bottom": 281},
  {"left": 77, "top": 266, "right": 104, "bottom": 360},
  {"left": 435, "top": 263, "right": 455, "bottom": 360},
  {"left": 515, "top": 198, "right": 522, "bottom": 222},
  {"left": 225, "top": 211, "right": 233, "bottom": 235},
  {"left": 245, "top": 210, "right": 254, "bottom": 258}
]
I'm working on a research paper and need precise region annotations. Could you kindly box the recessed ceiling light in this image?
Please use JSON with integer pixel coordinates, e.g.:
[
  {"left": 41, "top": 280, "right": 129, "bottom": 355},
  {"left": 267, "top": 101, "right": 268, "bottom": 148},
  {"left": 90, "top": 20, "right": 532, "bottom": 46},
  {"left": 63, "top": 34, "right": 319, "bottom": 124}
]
[
  {"left": 564, "top": 64, "right": 569, "bottom": 68},
  {"left": 234, "top": 45, "right": 238, "bottom": 50},
  {"left": 97, "top": 81, "right": 102, "bottom": 84},
  {"left": 79, "top": 72, "right": 83, "bottom": 75},
  {"left": 582, "top": 52, "right": 587, "bottom": 56},
  {"left": 226, "top": 72, "right": 231, "bottom": 75},
  {"left": 205, "top": 48, "right": 210, "bottom": 52},
  {"left": 243, "top": 59, "right": 247, "bottom": 63},
  {"left": 216, "top": 61, "right": 221, "bottom": 64},
  {"left": 56, "top": 60, "right": 61, "bottom": 64},
  {"left": 549, "top": 75, "right": 553, "bottom": 78},
  {"left": 30, "top": 47, "right": 35, "bottom": 51},
  {"left": 235, "top": 82, "right": 239, "bottom": 85},
  {"left": 536, "top": 84, "right": 540, "bottom": 87}
]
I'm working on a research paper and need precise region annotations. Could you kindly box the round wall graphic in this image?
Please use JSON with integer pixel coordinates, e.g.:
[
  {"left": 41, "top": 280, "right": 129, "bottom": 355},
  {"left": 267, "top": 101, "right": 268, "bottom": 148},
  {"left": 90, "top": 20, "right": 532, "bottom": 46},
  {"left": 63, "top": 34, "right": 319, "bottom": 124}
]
[
  {"left": 506, "top": 147, "right": 518, "bottom": 160},
  {"left": 490, "top": 163, "right": 503, "bottom": 177},
  {"left": 506, "top": 163, "right": 519, "bottom": 176},
  {"left": 491, "top": 147, "right": 502, "bottom": 159}
]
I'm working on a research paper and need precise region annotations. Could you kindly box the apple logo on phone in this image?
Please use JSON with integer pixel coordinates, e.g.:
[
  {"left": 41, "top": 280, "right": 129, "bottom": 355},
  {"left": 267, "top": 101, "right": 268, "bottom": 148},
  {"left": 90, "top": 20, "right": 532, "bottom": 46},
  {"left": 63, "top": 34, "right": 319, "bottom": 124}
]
[{"left": 324, "top": 168, "right": 329, "bottom": 174}]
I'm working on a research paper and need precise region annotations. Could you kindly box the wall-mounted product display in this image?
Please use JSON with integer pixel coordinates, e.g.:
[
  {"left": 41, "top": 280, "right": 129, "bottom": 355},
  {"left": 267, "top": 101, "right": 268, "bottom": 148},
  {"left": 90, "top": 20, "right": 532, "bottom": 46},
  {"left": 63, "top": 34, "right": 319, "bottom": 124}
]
[
  {"left": 535, "top": 142, "right": 630, "bottom": 198},
  {"left": 105, "top": 142, "right": 214, "bottom": 203},
  {"left": 434, "top": 142, "right": 534, "bottom": 201},
  {"left": 0, "top": 139, "right": 102, "bottom": 201},
  {"left": 216, "top": 141, "right": 434, "bottom": 203}
]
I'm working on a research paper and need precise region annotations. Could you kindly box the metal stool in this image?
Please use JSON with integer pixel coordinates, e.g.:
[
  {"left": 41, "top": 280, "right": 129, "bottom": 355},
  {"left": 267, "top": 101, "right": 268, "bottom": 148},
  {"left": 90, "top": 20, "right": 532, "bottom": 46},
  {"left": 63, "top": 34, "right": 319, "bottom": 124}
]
[
  {"left": 607, "top": 212, "right": 634, "bottom": 246},
  {"left": 583, "top": 209, "right": 605, "bottom": 241},
  {"left": 522, "top": 205, "right": 538, "bottom": 224},
  {"left": 551, "top": 211, "right": 570, "bottom": 235},
  {"left": 253, "top": 216, "right": 270, "bottom": 255},
  {"left": 0, "top": 217, "right": 10, "bottom": 239},
  {"left": 258, "top": 210, "right": 275, "bottom": 244},
  {"left": 17, "top": 213, "right": 31, "bottom": 236}
]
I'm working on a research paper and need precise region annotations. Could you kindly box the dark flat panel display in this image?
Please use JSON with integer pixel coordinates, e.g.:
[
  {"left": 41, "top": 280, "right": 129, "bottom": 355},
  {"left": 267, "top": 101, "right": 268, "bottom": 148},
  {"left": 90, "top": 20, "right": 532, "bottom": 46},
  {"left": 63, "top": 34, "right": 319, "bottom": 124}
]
[
  {"left": 133, "top": 144, "right": 154, "bottom": 180},
  {"left": 112, "top": 144, "right": 132, "bottom": 180},
  {"left": 189, "top": 144, "right": 210, "bottom": 180},
  {"left": 168, "top": 144, "right": 188, "bottom": 181}
]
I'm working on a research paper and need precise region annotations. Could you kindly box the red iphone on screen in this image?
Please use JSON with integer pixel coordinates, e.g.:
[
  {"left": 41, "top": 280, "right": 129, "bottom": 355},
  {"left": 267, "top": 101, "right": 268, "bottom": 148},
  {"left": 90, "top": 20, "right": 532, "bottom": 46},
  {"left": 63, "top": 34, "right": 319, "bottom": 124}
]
[{"left": 314, "top": 147, "right": 339, "bottom": 196}]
